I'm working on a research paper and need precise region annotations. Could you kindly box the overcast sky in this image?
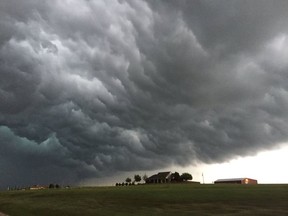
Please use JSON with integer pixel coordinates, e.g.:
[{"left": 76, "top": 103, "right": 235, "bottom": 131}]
[{"left": 1, "top": 0, "right": 288, "bottom": 188}]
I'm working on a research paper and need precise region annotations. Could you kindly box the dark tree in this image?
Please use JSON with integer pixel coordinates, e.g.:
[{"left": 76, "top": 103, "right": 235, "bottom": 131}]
[
  {"left": 125, "top": 177, "right": 132, "bottom": 183},
  {"left": 180, "top": 173, "right": 193, "bottom": 181},
  {"left": 143, "top": 174, "right": 148, "bottom": 182},
  {"left": 49, "top": 184, "right": 55, "bottom": 189},
  {"left": 134, "top": 174, "right": 141, "bottom": 183},
  {"left": 172, "top": 172, "right": 181, "bottom": 182}
]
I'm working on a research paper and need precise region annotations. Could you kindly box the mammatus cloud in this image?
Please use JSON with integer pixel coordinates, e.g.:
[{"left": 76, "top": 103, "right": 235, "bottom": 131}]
[{"left": 1, "top": 0, "right": 288, "bottom": 187}]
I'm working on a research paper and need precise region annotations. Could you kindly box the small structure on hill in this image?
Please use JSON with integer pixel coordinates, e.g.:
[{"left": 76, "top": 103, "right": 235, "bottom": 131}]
[
  {"left": 214, "top": 178, "right": 258, "bottom": 184},
  {"left": 145, "top": 171, "right": 172, "bottom": 184},
  {"left": 30, "top": 185, "right": 47, "bottom": 190}
]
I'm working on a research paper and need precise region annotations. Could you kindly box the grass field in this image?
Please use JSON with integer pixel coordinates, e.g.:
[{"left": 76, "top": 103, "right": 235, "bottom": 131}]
[{"left": 0, "top": 184, "right": 288, "bottom": 216}]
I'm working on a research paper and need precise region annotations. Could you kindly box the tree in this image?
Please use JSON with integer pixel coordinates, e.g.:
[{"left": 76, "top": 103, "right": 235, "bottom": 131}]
[
  {"left": 125, "top": 177, "right": 132, "bottom": 183},
  {"left": 134, "top": 174, "right": 141, "bottom": 184},
  {"left": 143, "top": 174, "right": 148, "bottom": 182},
  {"left": 172, "top": 172, "right": 181, "bottom": 182},
  {"left": 49, "top": 184, "right": 55, "bottom": 189},
  {"left": 180, "top": 173, "right": 193, "bottom": 181}
]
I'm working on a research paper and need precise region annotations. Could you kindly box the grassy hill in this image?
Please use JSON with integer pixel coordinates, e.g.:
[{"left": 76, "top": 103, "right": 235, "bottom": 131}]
[{"left": 0, "top": 184, "right": 288, "bottom": 216}]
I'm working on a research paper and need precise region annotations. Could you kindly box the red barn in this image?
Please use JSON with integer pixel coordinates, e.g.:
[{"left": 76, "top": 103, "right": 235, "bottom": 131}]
[{"left": 214, "top": 178, "right": 258, "bottom": 184}]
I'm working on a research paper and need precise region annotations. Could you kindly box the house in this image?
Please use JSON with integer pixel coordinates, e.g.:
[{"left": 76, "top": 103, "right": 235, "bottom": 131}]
[
  {"left": 30, "top": 185, "right": 47, "bottom": 190},
  {"left": 214, "top": 178, "right": 258, "bottom": 184},
  {"left": 145, "top": 171, "right": 172, "bottom": 184}
]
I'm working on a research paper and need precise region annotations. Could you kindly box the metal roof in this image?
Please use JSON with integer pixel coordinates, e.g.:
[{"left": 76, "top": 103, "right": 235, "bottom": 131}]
[{"left": 214, "top": 178, "right": 247, "bottom": 182}]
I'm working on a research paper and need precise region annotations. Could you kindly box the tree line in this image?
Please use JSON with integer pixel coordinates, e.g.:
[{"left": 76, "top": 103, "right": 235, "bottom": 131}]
[
  {"left": 115, "top": 172, "right": 193, "bottom": 186},
  {"left": 115, "top": 174, "right": 147, "bottom": 186},
  {"left": 171, "top": 172, "right": 193, "bottom": 182}
]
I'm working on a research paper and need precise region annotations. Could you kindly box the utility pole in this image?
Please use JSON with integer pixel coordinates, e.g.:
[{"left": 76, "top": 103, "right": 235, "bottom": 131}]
[{"left": 202, "top": 173, "right": 205, "bottom": 184}]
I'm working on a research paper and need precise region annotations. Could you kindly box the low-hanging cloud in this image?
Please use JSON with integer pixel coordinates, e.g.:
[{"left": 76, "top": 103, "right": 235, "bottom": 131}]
[{"left": 1, "top": 0, "right": 288, "bottom": 187}]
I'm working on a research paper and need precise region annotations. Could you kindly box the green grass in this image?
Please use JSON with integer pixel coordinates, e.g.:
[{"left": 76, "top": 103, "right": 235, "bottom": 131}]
[{"left": 0, "top": 184, "right": 288, "bottom": 215}]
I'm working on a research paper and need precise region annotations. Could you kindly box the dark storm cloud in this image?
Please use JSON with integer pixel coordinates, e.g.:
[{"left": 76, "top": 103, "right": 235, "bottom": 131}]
[{"left": 1, "top": 0, "right": 288, "bottom": 187}]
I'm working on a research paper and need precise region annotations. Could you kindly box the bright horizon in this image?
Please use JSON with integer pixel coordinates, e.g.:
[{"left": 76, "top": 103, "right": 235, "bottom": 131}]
[
  {"left": 80, "top": 144, "right": 288, "bottom": 186},
  {"left": 193, "top": 144, "right": 288, "bottom": 184}
]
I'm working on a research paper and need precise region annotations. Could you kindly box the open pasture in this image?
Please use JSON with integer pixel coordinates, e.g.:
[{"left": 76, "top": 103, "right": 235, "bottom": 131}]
[{"left": 0, "top": 184, "right": 287, "bottom": 216}]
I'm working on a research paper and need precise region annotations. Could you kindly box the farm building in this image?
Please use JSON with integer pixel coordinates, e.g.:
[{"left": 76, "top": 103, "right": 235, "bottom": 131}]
[
  {"left": 214, "top": 178, "right": 258, "bottom": 184},
  {"left": 29, "top": 185, "right": 47, "bottom": 190},
  {"left": 145, "top": 171, "right": 172, "bottom": 184}
]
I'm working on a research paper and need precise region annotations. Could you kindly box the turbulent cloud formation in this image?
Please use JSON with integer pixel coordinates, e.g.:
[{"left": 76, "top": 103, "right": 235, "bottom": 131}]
[{"left": 1, "top": 0, "right": 288, "bottom": 187}]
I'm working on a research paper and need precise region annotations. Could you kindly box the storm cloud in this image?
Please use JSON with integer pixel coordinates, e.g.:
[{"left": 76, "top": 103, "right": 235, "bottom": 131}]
[{"left": 1, "top": 0, "right": 288, "bottom": 187}]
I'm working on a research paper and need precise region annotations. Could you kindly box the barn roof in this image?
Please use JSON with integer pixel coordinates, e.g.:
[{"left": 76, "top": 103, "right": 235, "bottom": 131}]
[
  {"left": 215, "top": 178, "right": 245, "bottom": 182},
  {"left": 214, "top": 178, "right": 256, "bottom": 182}
]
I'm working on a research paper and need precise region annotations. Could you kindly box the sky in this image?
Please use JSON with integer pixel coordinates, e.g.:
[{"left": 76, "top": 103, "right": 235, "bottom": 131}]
[{"left": 1, "top": 0, "right": 288, "bottom": 188}]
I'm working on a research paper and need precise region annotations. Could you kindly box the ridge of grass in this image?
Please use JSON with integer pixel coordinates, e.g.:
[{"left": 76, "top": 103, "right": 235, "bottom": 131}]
[{"left": 0, "top": 184, "right": 287, "bottom": 216}]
